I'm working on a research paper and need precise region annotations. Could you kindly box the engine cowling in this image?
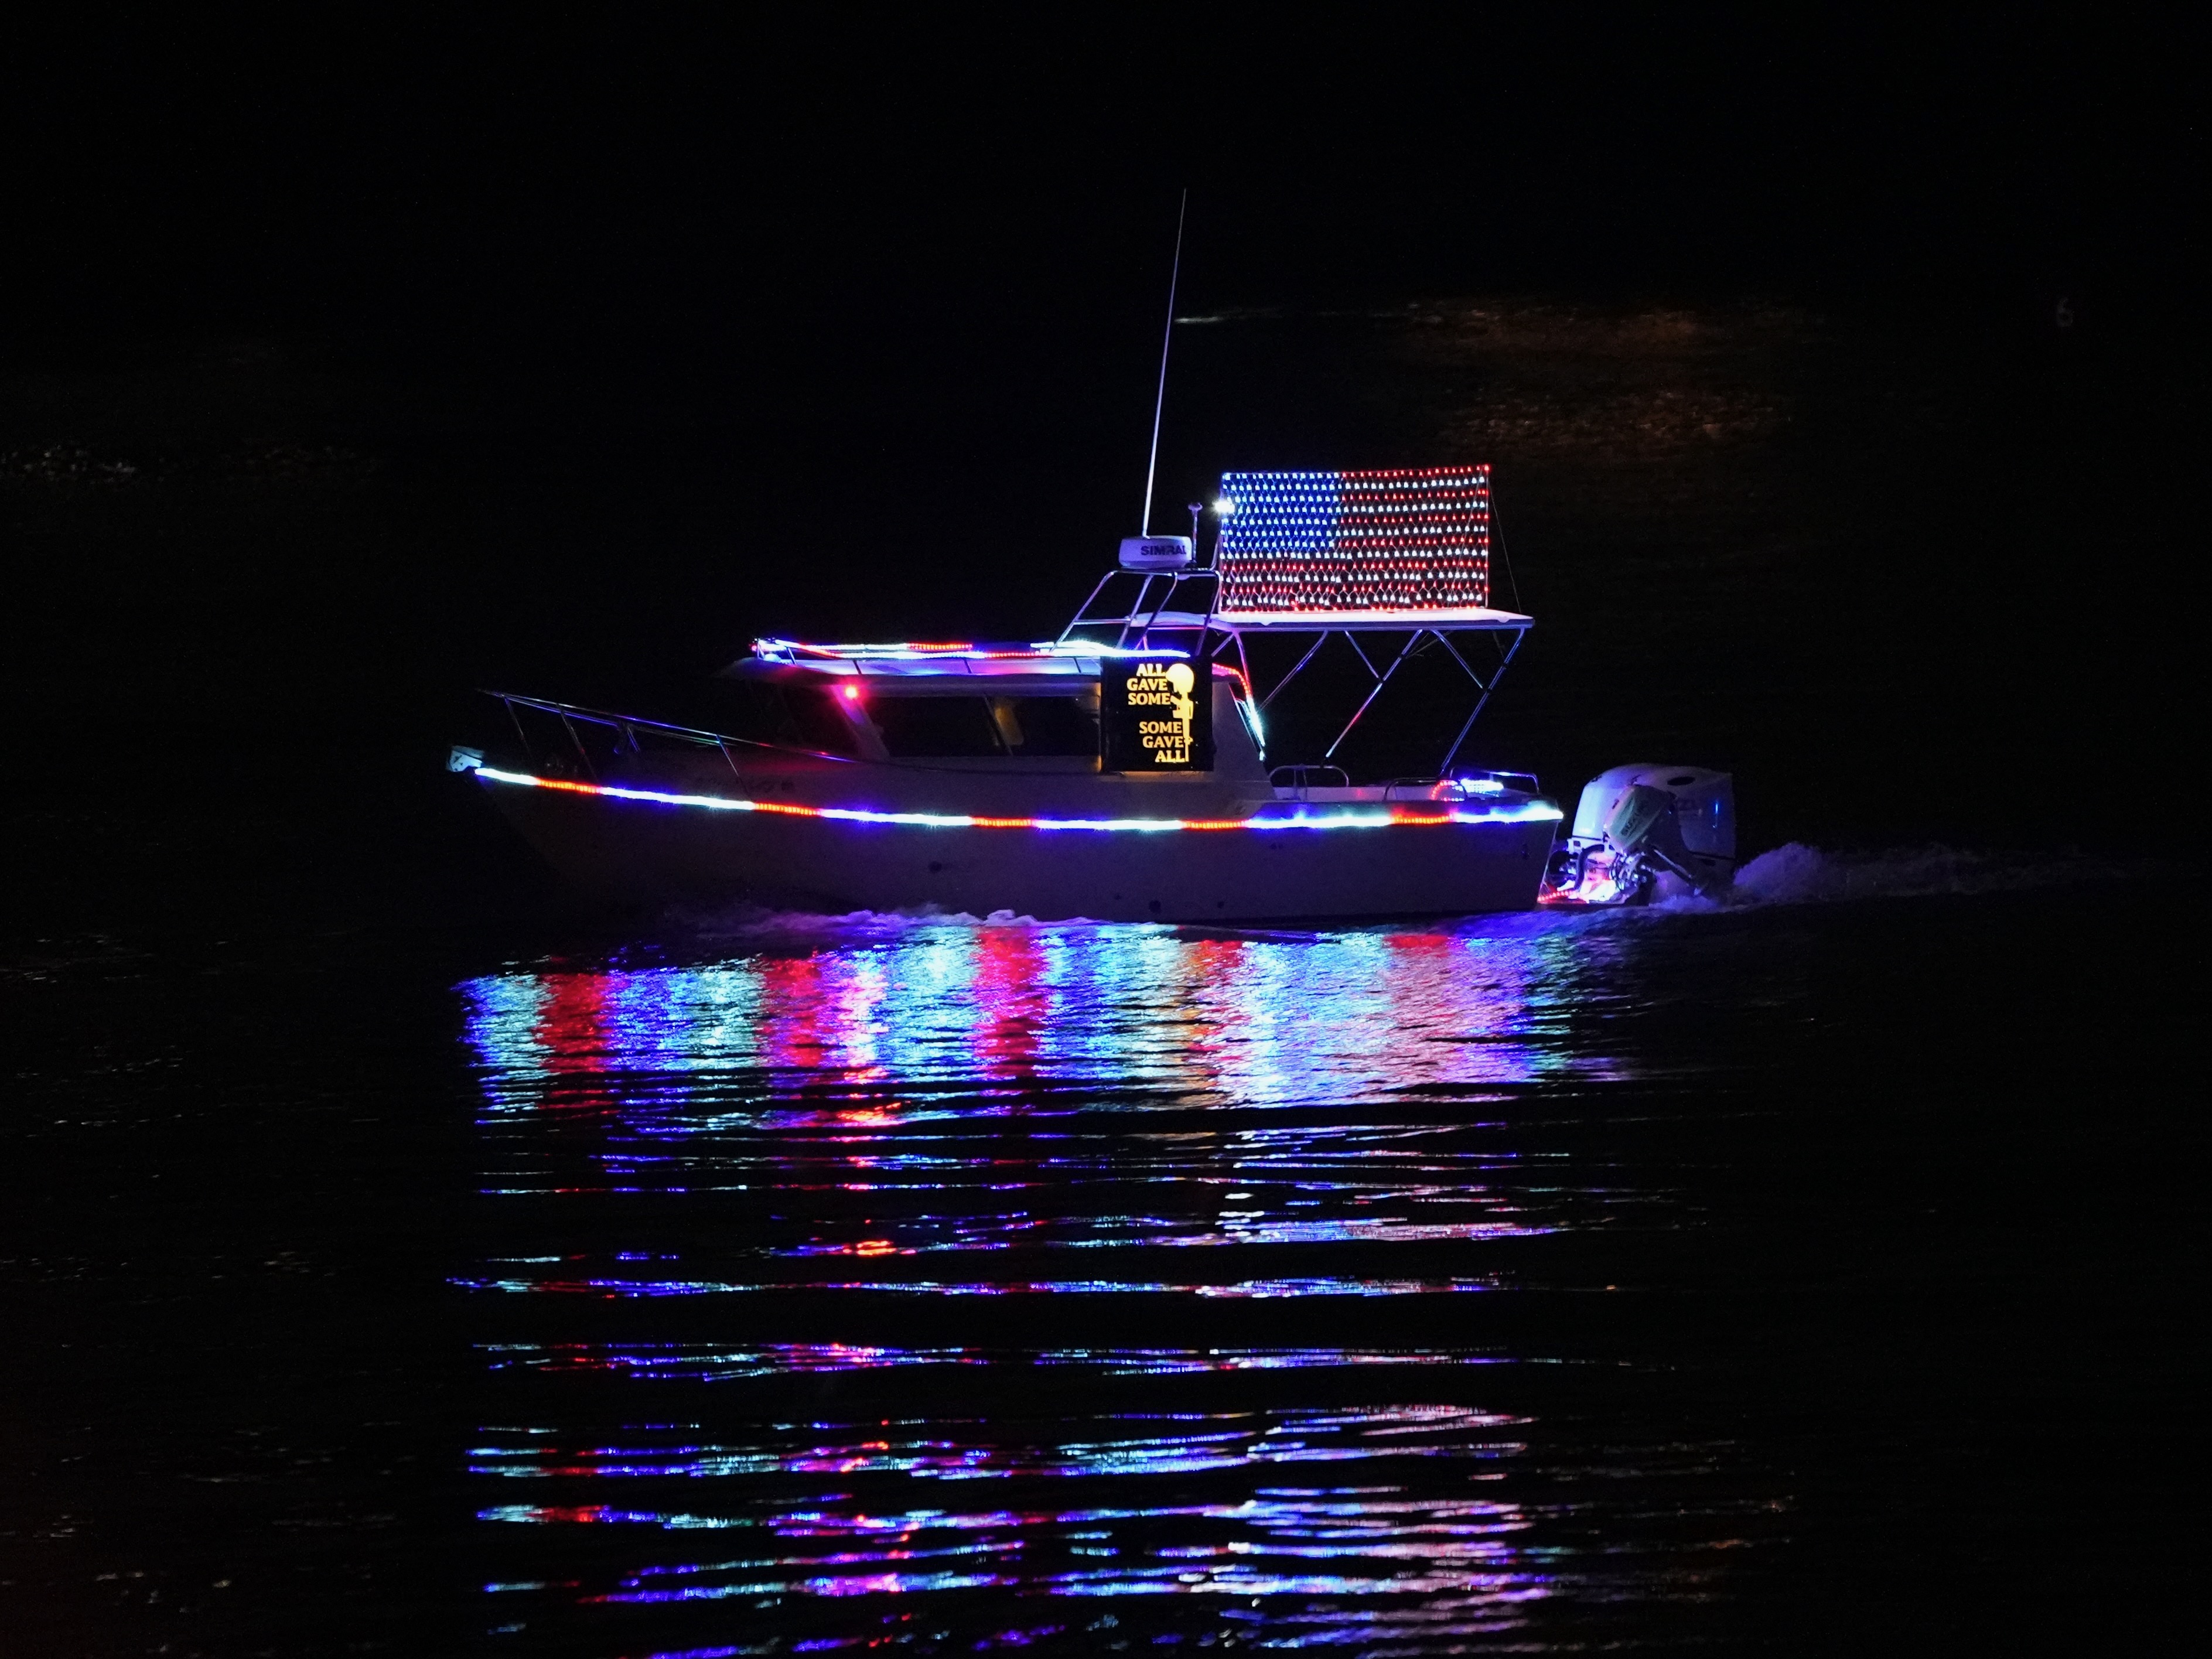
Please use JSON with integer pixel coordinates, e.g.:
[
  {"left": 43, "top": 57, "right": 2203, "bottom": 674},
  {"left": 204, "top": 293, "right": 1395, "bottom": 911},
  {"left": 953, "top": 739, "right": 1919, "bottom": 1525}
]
[{"left": 1545, "top": 764, "right": 1736, "bottom": 905}]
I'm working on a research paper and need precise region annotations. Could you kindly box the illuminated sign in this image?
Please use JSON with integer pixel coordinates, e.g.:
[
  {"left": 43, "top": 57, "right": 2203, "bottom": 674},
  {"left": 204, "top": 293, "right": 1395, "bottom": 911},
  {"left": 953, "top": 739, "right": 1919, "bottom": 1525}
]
[
  {"left": 1215, "top": 467, "right": 1491, "bottom": 615},
  {"left": 1102, "top": 658, "right": 1213, "bottom": 773}
]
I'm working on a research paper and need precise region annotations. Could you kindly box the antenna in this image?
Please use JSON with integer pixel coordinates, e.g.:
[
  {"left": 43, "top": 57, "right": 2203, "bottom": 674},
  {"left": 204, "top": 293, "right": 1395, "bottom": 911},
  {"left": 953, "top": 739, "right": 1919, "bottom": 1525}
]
[{"left": 1139, "top": 189, "right": 1188, "bottom": 535}]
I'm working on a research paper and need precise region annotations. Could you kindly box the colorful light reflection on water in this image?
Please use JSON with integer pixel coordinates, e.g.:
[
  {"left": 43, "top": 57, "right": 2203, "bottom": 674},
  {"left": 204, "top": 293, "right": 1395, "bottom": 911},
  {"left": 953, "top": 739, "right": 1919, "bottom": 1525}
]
[{"left": 456, "top": 916, "right": 1763, "bottom": 1651}]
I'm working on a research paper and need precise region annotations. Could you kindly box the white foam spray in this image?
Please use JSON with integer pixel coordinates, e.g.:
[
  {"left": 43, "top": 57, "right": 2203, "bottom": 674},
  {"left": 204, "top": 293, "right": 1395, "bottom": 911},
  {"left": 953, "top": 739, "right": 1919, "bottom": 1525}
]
[{"left": 1716, "top": 842, "right": 2127, "bottom": 908}]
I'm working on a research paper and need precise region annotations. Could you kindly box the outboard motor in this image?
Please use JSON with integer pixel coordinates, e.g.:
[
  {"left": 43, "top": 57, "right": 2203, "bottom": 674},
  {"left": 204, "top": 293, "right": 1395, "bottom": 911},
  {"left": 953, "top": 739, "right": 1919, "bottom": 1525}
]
[{"left": 1544, "top": 765, "right": 1736, "bottom": 906}]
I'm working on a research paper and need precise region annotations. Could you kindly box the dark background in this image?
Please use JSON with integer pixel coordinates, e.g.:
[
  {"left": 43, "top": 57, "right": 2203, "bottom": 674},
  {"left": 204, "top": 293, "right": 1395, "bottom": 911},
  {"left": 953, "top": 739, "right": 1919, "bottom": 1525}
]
[
  {"left": 1, "top": 17, "right": 2201, "bottom": 1657},
  {"left": 2, "top": 11, "right": 2194, "bottom": 929}
]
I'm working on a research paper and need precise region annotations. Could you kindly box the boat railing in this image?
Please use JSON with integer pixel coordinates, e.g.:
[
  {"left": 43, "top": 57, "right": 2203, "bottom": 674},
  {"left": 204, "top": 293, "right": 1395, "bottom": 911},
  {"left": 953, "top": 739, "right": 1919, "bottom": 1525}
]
[
  {"left": 1458, "top": 769, "right": 1542, "bottom": 795},
  {"left": 1269, "top": 764, "right": 1351, "bottom": 800},
  {"left": 1268, "top": 766, "right": 1544, "bottom": 804},
  {"left": 481, "top": 691, "right": 852, "bottom": 783}
]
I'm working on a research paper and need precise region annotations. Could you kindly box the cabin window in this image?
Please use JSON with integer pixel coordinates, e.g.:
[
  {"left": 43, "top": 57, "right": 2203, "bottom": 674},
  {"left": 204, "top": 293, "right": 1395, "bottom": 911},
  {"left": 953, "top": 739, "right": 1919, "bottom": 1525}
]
[
  {"left": 869, "top": 694, "right": 1100, "bottom": 759},
  {"left": 784, "top": 686, "right": 861, "bottom": 755},
  {"left": 992, "top": 696, "right": 1099, "bottom": 756},
  {"left": 722, "top": 682, "right": 862, "bottom": 756},
  {"left": 871, "top": 697, "right": 1005, "bottom": 758}
]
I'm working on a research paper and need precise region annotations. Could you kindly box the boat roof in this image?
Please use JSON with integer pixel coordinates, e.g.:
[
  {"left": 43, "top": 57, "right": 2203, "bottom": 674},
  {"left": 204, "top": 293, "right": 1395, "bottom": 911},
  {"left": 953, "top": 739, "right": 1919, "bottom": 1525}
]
[
  {"left": 745, "top": 604, "right": 1530, "bottom": 683},
  {"left": 743, "top": 637, "right": 1221, "bottom": 680},
  {"left": 1078, "top": 606, "right": 1533, "bottom": 633}
]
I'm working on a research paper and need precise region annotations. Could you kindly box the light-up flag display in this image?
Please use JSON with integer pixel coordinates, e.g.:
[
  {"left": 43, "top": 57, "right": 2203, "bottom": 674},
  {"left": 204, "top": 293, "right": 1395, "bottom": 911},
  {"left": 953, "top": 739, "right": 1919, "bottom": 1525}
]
[{"left": 1214, "top": 468, "right": 1491, "bottom": 616}]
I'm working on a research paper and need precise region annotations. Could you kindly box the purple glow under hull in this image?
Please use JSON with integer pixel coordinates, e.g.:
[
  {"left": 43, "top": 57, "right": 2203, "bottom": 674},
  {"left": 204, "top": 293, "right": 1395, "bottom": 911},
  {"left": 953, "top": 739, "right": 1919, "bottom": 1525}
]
[{"left": 488, "top": 784, "right": 1558, "bottom": 922}]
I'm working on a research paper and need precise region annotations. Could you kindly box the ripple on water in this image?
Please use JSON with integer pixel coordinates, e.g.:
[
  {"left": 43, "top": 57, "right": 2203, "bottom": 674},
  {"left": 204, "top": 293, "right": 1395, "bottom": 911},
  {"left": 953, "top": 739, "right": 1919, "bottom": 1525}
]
[{"left": 456, "top": 917, "right": 1778, "bottom": 1651}]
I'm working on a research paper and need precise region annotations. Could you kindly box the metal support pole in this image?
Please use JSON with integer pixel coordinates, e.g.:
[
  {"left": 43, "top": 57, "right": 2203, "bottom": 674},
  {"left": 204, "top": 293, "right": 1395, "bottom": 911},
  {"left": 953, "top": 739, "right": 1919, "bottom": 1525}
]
[
  {"left": 1133, "top": 571, "right": 1186, "bottom": 650},
  {"left": 1343, "top": 631, "right": 1381, "bottom": 680},
  {"left": 1140, "top": 190, "right": 1189, "bottom": 536},
  {"left": 503, "top": 696, "right": 532, "bottom": 765},
  {"left": 1114, "top": 575, "right": 1155, "bottom": 648},
  {"left": 557, "top": 709, "right": 600, "bottom": 780},
  {"left": 1436, "top": 627, "right": 1527, "bottom": 777},
  {"left": 1058, "top": 569, "right": 1119, "bottom": 642},
  {"left": 1433, "top": 630, "right": 1489, "bottom": 686},
  {"left": 1261, "top": 630, "right": 1332, "bottom": 709},
  {"left": 1324, "top": 631, "right": 1426, "bottom": 760}
]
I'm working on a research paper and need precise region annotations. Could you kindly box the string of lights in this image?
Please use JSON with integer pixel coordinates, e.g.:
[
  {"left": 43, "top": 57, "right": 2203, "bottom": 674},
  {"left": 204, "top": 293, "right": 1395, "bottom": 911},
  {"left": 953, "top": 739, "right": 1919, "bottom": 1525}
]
[
  {"left": 473, "top": 766, "right": 1560, "bottom": 831},
  {"left": 1215, "top": 467, "right": 1491, "bottom": 616},
  {"left": 754, "top": 639, "right": 1194, "bottom": 665}
]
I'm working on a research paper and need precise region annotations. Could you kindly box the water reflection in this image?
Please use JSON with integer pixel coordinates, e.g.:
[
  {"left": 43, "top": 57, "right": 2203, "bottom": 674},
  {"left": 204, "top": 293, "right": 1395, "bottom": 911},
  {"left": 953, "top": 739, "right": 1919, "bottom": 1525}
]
[{"left": 457, "top": 917, "right": 1750, "bottom": 1651}]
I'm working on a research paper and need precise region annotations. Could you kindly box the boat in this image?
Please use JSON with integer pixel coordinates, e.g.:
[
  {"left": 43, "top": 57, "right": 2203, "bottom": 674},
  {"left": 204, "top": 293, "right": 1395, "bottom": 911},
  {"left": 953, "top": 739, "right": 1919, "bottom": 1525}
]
[{"left": 452, "top": 466, "right": 1595, "bottom": 922}]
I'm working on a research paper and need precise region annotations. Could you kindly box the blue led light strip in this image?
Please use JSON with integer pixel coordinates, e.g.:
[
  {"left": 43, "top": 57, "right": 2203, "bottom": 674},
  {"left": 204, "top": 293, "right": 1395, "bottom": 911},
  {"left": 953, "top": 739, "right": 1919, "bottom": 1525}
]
[
  {"left": 1215, "top": 467, "right": 1492, "bottom": 615},
  {"left": 473, "top": 767, "right": 1560, "bottom": 832}
]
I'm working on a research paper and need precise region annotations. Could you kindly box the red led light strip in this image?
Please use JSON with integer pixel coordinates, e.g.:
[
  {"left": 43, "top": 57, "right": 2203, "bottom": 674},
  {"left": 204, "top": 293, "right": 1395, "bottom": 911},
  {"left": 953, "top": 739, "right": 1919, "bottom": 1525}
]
[
  {"left": 473, "top": 767, "right": 1560, "bottom": 832},
  {"left": 1217, "top": 467, "right": 1492, "bottom": 616}
]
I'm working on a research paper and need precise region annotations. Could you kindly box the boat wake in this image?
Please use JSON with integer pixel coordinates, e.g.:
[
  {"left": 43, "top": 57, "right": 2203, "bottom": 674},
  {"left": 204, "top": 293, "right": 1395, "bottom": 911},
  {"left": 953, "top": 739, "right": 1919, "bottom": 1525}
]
[
  {"left": 666, "top": 900, "right": 1071, "bottom": 950},
  {"left": 1671, "top": 841, "right": 2129, "bottom": 912},
  {"left": 649, "top": 845, "right": 2125, "bottom": 949}
]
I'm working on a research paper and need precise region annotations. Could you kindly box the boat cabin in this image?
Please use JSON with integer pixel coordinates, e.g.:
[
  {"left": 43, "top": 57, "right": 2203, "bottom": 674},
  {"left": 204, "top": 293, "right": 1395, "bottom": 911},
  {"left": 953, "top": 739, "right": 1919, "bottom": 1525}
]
[{"left": 722, "top": 640, "right": 1265, "bottom": 779}]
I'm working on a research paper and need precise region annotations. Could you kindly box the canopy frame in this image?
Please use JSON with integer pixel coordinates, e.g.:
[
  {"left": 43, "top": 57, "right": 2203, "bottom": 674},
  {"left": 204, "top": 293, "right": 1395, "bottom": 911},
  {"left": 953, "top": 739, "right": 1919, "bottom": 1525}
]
[{"left": 1059, "top": 565, "right": 1531, "bottom": 778}]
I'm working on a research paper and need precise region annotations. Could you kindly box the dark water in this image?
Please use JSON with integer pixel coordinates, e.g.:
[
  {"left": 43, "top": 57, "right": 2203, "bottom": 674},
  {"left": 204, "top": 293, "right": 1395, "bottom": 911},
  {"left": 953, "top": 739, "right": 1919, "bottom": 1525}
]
[{"left": 3, "top": 852, "right": 2190, "bottom": 1655}]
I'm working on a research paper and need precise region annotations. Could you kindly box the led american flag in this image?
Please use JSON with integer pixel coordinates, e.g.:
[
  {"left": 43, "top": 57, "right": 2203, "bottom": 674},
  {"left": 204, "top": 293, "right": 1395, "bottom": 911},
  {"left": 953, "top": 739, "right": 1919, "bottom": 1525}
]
[{"left": 1214, "top": 467, "right": 1492, "bottom": 616}]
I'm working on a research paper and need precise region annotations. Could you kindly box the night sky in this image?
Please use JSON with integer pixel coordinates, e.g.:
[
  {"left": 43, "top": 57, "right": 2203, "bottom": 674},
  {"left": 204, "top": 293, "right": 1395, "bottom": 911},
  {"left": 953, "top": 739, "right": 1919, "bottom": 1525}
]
[{"left": 3, "top": 13, "right": 2191, "bottom": 924}]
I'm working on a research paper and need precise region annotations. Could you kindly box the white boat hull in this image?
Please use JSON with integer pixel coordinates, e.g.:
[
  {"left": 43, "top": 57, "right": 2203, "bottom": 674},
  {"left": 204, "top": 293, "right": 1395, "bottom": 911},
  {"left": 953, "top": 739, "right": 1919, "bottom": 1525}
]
[{"left": 487, "top": 779, "right": 1558, "bottom": 923}]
